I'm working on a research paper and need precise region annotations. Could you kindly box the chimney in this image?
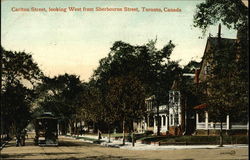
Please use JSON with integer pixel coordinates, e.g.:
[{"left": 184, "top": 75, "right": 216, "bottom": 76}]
[{"left": 194, "top": 69, "right": 200, "bottom": 84}]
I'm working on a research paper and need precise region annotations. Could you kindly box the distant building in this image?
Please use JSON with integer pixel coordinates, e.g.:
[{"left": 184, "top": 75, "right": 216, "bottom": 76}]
[
  {"left": 135, "top": 96, "right": 168, "bottom": 134},
  {"left": 136, "top": 73, "right": 196, "bottom": 136}
]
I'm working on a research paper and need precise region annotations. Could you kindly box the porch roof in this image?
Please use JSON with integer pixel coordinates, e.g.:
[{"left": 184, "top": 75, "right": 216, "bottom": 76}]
[{"left": 194, "top": 104, "right": 208, "bottom": 110}]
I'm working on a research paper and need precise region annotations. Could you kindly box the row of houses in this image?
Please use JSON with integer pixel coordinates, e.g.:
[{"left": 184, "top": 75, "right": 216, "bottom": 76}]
[{"left": 135, "top": 25, "right": 248, "bottom": 136}]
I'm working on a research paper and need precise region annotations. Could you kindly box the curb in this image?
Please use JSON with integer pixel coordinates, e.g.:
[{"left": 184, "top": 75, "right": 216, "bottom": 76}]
[{"left": 65, "top": 135, "right": 132, "bottom": 148}]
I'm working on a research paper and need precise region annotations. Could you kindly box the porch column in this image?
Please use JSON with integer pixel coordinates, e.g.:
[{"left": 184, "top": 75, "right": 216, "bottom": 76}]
[
  {"left": 196, "top": 113, "right": 199, "bottom": 129},
  {"left": 205, "top": 111, "right": 208, "bottom": 130},
  {"left": 57, "top": 123, "right": 60, "bottom": 135},
  {"left": 166, "top": 115, "right": 168, "bottom": 131},
  {"left": 161, "top": 116, "right": 164, "bottom": 132},
  {"left": 147, "top": 115, "right": 149, "bottom": 130},
  {"left": 153, "top": 116, "right": 156, "bottom": 133},
  {"left": 178, "top": 112, "right": 181, "bottom": 125},
  {"left": 226, "top": 115, "right": 230, "bottom": 130},
  {"left": 144, "top": 117, "right": 147, "bottom": 131},
  {"left": 173, "top": 114, "right": 175, "bottom": 126}
]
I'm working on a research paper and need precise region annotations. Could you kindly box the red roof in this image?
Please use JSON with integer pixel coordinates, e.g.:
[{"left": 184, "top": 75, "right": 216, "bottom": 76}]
[{"left": 194, "top": 104, "right": 208, "bottom": 110}]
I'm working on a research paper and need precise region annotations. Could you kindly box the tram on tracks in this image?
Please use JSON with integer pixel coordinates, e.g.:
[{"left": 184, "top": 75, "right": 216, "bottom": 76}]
[{"left": 34, "top": 112, "right": 58, "bottom": 146}]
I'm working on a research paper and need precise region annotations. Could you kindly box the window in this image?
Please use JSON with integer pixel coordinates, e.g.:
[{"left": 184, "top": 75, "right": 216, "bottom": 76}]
[
  {"left": 174, "top": 114, "right": 179, "bottom": 125},
  {"left": 149, "top": 116, "right": 154, "bottom": 127},
  {"left": 198, "top": 112, "right": 205, "bottom": 122},
  {"left": 170, "top": 114, "right": 173, "bottom": 126},
  {"left": 163, "top": 116, "right": 166, "bottom": 126},
  {"left": 155, "top": 116, "right": 161, "bottom": 127}
]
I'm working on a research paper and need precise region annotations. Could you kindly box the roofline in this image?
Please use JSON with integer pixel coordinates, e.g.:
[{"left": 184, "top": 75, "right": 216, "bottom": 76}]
[{"left": 197, "top": 36, "right": 237, "bottom": 78}]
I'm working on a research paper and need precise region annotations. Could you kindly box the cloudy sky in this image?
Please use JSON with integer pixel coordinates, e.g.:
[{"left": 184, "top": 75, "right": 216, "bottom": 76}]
[{"left": 2, "top": 0, "right": 237, "bottom": 81}]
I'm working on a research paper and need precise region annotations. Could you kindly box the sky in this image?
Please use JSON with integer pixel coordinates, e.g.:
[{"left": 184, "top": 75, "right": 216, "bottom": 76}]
[{"left": 1, "top": 0, "right": 238, "bottom": 81}]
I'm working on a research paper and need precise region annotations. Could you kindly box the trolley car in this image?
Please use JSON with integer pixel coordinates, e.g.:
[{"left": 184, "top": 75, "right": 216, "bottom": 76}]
[{"left": 34, "top": 112, "right": 58, "bottom": 146}]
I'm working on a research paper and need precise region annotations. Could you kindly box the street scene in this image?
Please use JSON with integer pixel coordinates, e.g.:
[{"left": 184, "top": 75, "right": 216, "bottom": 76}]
[
  {"left": 1, "top": 0, "right": 249, "bottom": 159},
  {"left": 1, "top": 132, "right": 248, "bottom": 160}
]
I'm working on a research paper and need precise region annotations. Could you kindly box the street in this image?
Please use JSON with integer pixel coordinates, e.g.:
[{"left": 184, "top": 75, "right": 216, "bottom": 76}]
[{"left": 0, "top": 133, "right": 248, "bottom": 160}]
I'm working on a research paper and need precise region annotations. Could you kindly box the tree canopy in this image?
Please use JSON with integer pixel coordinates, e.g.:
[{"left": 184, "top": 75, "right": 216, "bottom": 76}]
[
  {"left": 1, "top": 47, "right": 43, "bottom": 136},
  {"left": 92, "top": 40, "right": 182, "bottom": 105},
  {"left": 1, "top": 47, "right": 43, "bottom": 89},
  {"left": 34, "top": 74, "right": 86, "bottom": 134},
  {"left": 193, "top": 0, "right": 248, "bottom": 34}
]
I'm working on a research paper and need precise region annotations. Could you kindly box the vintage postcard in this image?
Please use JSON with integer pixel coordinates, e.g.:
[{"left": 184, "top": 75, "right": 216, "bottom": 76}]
[{"left": 1, "top": 0, "right": 248, "bottom": 159}]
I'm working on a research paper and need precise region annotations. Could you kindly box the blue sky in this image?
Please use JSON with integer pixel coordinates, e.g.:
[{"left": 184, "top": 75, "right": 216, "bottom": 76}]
[{"left": 1, "top": 0, "right": 237, "bottom": 81}]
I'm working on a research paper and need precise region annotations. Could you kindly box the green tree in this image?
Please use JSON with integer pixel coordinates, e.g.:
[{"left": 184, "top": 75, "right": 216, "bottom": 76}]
[
  {"left": 193, "top": 0, "right": 248, "bottom": 35},
  {"left": 1, "top": 47, "right": 43, "bottom": 138},
  {"left": 35, "top": 74, "right": 85, "bottom": 135},
  {"left": 107, "top": 75, "right": 145, "bottom": 145},
  {"left": 203, "top": 40, "right": 247, "bottom": 146},
  {"left": 1, "top": 47, "right": 43, "bottom": 88},
  {"left": 92, "top": 40, "right": 182, "bottom": 136},
  {"left": 193, "top": 0, "right": 248, "bottom": 146},
  {"left": 77, "top": 82, "right": 106, "bottom": 135}
]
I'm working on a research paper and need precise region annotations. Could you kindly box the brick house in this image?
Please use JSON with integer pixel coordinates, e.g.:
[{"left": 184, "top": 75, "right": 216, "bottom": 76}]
[{"left": 194, "top": 26, "right": 248, "bottom": 135}]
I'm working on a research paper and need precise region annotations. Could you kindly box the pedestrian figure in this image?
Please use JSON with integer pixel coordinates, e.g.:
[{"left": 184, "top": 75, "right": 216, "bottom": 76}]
[
  {"left": 25, "top": 129, "right": 28, "bottom": 139},
  {"left": 21, "top": 130, "right": 26, "bottom": 146},
  {"left": 98, "top": 130, "right": 102, "bottom": 140},
  {"left": 16, "top": 132, "right": 21, "bottom": 147}
]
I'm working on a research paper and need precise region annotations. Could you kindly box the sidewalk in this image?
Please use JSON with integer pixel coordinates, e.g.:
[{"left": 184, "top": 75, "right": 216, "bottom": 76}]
[{"left": 65, "top": 134, "right": 249, "bottom": 151}]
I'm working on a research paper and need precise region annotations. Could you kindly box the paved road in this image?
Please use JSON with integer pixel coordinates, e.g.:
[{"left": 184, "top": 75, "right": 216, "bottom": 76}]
[{"left": 0, "top": 133, "right": 248, "bottom": 160}]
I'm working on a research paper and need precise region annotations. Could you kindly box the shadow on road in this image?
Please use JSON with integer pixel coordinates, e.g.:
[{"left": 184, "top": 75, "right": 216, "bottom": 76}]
[
  {"left": 0, "top": 154, "right": 162, "bottom": 160},
  {"left": 3, "top": 137, "right": 98, "bottom": 148},
  {"left": 2, "top": 138, "right": 35, "bottom": 148},
  {"left": 58, "top": 140, "right": 99, "bottom": 147},
  {"left": 54, "top": 156, "right": 158, "bottom": 160}
]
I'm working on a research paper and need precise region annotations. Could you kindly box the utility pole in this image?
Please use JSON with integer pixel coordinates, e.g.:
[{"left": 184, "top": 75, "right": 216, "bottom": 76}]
[{"left": 217, "top": 23, "right": 224, "bottom": 147}]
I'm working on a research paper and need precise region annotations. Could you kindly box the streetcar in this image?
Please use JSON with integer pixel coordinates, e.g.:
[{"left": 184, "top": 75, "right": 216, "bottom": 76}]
[{"left": 34, "top": 112, "right": 58, "bottom": 146}]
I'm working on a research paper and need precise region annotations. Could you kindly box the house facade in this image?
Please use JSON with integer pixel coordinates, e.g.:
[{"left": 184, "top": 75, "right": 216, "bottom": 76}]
[
  {"left": 194, "top": 26, "right": 248, "bottom": 135},
  {"left": 135, "top": 96, "right": 169, "bottom": 135},
  {"left": 136, "top": 74, "right": 196, "bottom": 136}
]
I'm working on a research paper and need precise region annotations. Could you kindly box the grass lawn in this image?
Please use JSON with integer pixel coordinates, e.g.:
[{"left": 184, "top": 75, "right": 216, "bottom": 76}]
[
  {"left": 65, "top": 133, "right": 248, "bottom": 145},
  {"left": 101, "top": 133, "right": 129, "bottom": 138},
  {"left": 137, "top": 135, "right": 248, "bottom": 145},
  {"left": 65, "top": 135, "right": 105, "bottom": 143}
]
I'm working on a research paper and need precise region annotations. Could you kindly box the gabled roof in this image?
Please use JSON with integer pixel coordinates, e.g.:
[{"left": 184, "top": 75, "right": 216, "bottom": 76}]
[
  {"left": 201, "top": 37, "right": 236, "bottom": 63},
  {"left": 196, "top": 36, "right": 236, "bottom": 82}
]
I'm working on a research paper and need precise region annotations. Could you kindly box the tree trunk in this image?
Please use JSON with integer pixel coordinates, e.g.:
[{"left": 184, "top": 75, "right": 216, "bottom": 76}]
[
  {"left": 132, "top": 121, "right": 135, "bottom": 147},
  {"left": 122, "top": 117, "right": 126, "bottom": 145},
  {"left": 132, "top": 132, "right": 135, "bottom": 147},
  {"left": 80, "top": 120, "right": 82, "bottom": 136},
  {"left": 74, "top": 118, "right": 77, "bottom": 136},
  {"left": 157, "top": 102, "right": 160, "bottom": 136},
  {"left": 219, "top": 120, "right": 223, "bottom": 147},
  {"left": 70, "top": 120, "right": 74, "bottom": 135},
  {"left": 108, "top": 124, "right": 111, "bottom": 143},
  {"left": 64, "top": 121, "right": 68, "bottom": 135},
  {"left": 98, "top": 129, "right": 101, "bottom": 140}
]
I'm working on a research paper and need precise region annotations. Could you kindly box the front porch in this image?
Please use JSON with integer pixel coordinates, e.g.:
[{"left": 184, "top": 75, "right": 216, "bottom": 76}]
[{"left": 196, "top": 111, "right": 248, "bottom": 134}]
